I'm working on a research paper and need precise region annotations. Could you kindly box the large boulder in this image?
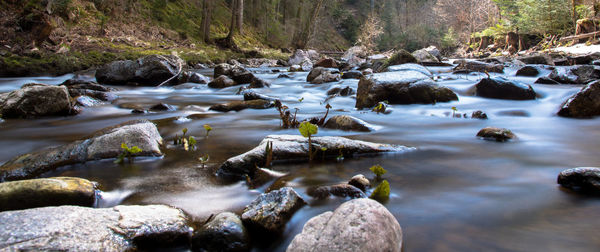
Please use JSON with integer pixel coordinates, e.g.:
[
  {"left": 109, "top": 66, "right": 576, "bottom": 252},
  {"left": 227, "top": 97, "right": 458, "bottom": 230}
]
[
  {"left": 0, "top": 177, "right": 98, "bottom": 212},
  {"left": 214, "top": 64, "right": 255, "bottom": 84},
  {"left": 557, "top": 80, "right": 600, "bottom": 118},
  {"left": 557, "top": 167, "right": 600, "bottom": 193},
  {"left": 355, "top": 71, "right": 458, "bottom": 109},
  {"left": 61, "top": 79, "right": 118, "bottom": 102},
  {"left": 288, "top": 49, "right": 319, "bottom": 66},
  {"left": 0, "top": 205, "right": 190, "bottom": 251},
  {"left": 546, "top": 65, "right": 600, "bottom": 84},
  {"left": 314, "top": 58, "right": 338, "bottom": 68},
  {"left": 0, "top": 120, "right": 163, "bottom": 182},
  {"left": 307, "top": 67, "right": 341, "bottom": 84},
  {"left": 323, "top": 115, "right": 372, "bottom": 132},
  {"left": 216, "top": 135, "right": 413, "bottom": 181},
  {"left": 453, "top": 60, "right": 504, "bottom": 73},
  {"left": 96, "top": 55, "right": 184, "bottom": 85},
  {"left": 412, "top": 47, "right": 440, "bottom": 63},
  {"left": 473, "top": 77, "right": 536, "bottom": 100},
  {"left": 0, "top": 83, "right": 76, "bottom": 118},
  {"left": 286, "top": 198, "right": 402, "bottom": 252},
  {"left": 208, "top": 75, "right": 237, "bottom": 88},
  {"left": 375, "top": 49, "right": 417, "bottom": 72},
  {"left": 515, "top": 66, "right": 541, "bottom": 77},
  {"left": 387, "top": 63, "right": 433, "bottom": 77},
  {"left": 341, "top": 46, "right": 367, "bottom": 66},
  {"left": 192, "top": 212, "right": 250, "bottom": 252},
  {"left": 241, "top": 187, "right": 306, "bottom": 235}
]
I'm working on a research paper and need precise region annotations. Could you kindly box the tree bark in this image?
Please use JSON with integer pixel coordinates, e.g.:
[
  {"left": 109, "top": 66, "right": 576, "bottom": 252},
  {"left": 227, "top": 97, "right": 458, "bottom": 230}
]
[
  {"left": 293, "top": 0, "right": 323, "bottom": 49},
  {"left": 201, "top": 0, "right": 213, "bottom": 43},
  {"left": 237, "top": 0, "right": 244, "bottom": 34}
]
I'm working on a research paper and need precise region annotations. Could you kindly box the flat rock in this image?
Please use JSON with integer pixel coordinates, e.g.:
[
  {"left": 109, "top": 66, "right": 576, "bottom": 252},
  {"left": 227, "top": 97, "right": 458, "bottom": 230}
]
[
  {"left": 0, "top": 83, "right": 76, "bottom": 118},
  {"left": 323, "top": 115, "right": 372, "bottom": 132},
  {"left": 314, "top": 58, "right": 338, "bottom": 68},
  {"left": 476, "top": 127, "right": 516, "bottom": 142},
  {"left": 209, "top": 99, "right": 274, "bottom": 112},
  {"left": 0, "top": 205, "right": 191, "bottom": 251},
  {"left": 558, "top": 80, "right": 600, "bottom": 118},
  {"left": 286, "top": 198, "right": 402, "bottom": 252},
  {"left": 558, "top": 167, "right": 600, "bottom": 193},
  {"left": 216, "top": 135, "right": 413, "bottom": 181},
  {"left": 192, "top": 212, "right": 249, "bottom": 252},
  {"left": 355, "top": 71, "right": 458, "bottom": 109},
  {"left": 453, "top": 60, "right": 504, "bottom": 73},
  {"left": 0, "top": 120, "right": 163, "bottom": 182},
  {"left": 242, "top": 187, "right": 306, "bottom": 235},
  {"left": 387, "top": 63, "right": 433, "bottom": 77},
  {"left": 474, "top": 77, "right": 536, "bottom": 100},
  {"left": 548, "top": 65, "right": 600, "bottom": 84},
  {"left": 517, "top": 54, "right": 554, "bottom": 65},
  {"left": 307, "top": 183, "right": 367, "bottom": 199},
  {"left": 0, "top": 177, "right": 98, "bottom": 211}
]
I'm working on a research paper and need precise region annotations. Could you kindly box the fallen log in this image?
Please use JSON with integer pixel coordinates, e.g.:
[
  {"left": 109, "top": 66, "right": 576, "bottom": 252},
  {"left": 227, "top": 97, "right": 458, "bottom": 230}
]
[{"left": 559, "top": 31, "right": 600, "bottom": 42}]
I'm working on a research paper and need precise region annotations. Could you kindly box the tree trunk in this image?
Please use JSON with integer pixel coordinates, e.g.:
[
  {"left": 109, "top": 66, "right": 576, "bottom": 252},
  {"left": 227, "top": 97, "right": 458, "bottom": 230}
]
[
  {"left": 201, "top": 0, "right": 213, "bottom": 43},
  {"left": 293, "top": 0, "right": 323, "bottom": 49},
  {"left": 237, "top": 0, "right": 244, "bottom": 34}
]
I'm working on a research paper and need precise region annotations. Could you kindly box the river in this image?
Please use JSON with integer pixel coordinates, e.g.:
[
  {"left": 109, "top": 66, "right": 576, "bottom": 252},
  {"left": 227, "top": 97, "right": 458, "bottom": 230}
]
[{"left": 1, "top": 64, "right": 599, "bottom": 251}]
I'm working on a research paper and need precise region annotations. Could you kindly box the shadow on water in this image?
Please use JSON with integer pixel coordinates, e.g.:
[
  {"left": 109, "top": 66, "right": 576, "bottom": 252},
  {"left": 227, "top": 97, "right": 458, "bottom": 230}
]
[{"left": 2, "top": 65, "right": 600, "bottom": 251}]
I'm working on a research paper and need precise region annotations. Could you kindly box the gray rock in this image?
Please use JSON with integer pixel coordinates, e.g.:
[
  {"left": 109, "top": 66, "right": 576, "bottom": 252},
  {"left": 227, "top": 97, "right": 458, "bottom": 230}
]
[
  {"left": 288, "top": 49, "right": 319, "bottom": 66},
  {"left": 471, "top": 110, "right": 488, "bottom": 120},
  {"left": 216, "top": 135, "right": 413, "bottom": 181},
  {"left": 314, "top": 58, "right": 338, "bottom": 68},
  {"left": 376, "top": 49, "right": 417, "bottom": 72},
  {"left": 192, "top": 212, "right": 249, "bottom": 252},
  {"left": 249, "top": 77, "right": 270, "bottom": 88},
  {"left": 535, "top": 76, "right": 560, "bottom": 85},
  {"left": 214, "top": 63, "right": 234, "bottom": 78},
  {"left": 0, "top": 205, "right": 191, "bottom": 251},
  {"left": 230, "top": 66, "right": 256, "bottom": 84},
  {"left": 209, "top": 99, "right": 274, "bottom": 112},
  {"left": 558, "top": 167, "right": 600, "bottom": 193},
  {"left": 61, "top": 78, "right": 118, "bottom": 102},
  {"left": 453, "top": 60, "right": 504, "bottom": 73},
  {"left": 517, "top": 53, "right": 554, "bottom": 65},
  {"left": 208, "top": 75, "right": 238, "bottom": 88},
  {"left": 0, "top": 83, "right": 76, "bottom": 118},
  {"left": 286, "top": 198, "right": 402, "bottom": 252},
  {"left": 0, "top": 177, "right": 98, "bottom": 212},
  {"left": 516, "top": 66, "right": 541, "bottom": 77},
  {"left": 307, "top": 67, "right": 341, "bottom": 84},
  {"left": 150, "top": 103, "right": 176, "bottom": 111},
  {"left": 75, "top": 95, "right": 101, "bottom": 107},
  {"left": 412, "top": 48, "right": 440, "bottom": 63},
  {"left": 476, "top": 127, "right": 516, "bottom": 142},
  {"left": 549, "top": 65, "right": 600, "bottom": 84},
  {"left": 474, "top": 77, "right": 536, "bottom": 100},
  {"left": 96, "top": 55, "right": 184, "bottom": 85},
  {"left": 326, "top": 86, "right": 355, "bottom": 97},
  {"left": 289, "top": 65, "right": 302, "bottom": 72},
  {"left": 558, "top": 80, "right": 600, "bottom": 118},
  {"left": 307, "top": 183, "right": 367, "bottom": 199},
  {"left": 355, "top": 71, "right": 458, "bottom": 109},
  {"left": 348, "top": 174, "right": 370, "bottom": 192},
  {"left": 387, "top": 63, "right": 433, "bottom": 77},
  {"left": 0, "top": 120, "right": 163, "bottom": 181},
  {"left": 323, "top": 115, "right": 372, "bottom": 132},
  {"left": 242, "top": 187, "right": 306, "bottom": 234},
  {"left": 341, "top": 70, "right": 364, "bottom": 79},
  {"left": 179, "top": 71, "right": 210, "bottom": 84},
  {"left": 242, "top": 91, "right": 277, "bottom": 101}
]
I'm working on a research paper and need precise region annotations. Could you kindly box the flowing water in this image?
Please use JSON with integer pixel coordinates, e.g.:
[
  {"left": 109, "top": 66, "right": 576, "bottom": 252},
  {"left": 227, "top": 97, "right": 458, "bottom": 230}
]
[{"left": 1, "top": 64, "right": 600, "bottom": 251}]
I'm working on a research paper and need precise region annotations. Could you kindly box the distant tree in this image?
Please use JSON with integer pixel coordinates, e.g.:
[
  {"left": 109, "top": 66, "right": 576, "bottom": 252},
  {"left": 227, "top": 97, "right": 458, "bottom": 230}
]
[{"left": 201, "top": 0, "right": 213, "bottom": 43}]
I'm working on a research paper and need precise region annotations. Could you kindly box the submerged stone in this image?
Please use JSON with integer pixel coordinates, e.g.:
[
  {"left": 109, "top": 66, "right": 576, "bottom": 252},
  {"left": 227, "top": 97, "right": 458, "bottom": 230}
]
[
  {"left": 558, "top": 167, "right": 600, "bottom": 193},
  {"left": 242, "top": 187, "right": 306, "bottom": 235},
  {"left": 476, "top": 127, "right": 516, "bottom": 142}
]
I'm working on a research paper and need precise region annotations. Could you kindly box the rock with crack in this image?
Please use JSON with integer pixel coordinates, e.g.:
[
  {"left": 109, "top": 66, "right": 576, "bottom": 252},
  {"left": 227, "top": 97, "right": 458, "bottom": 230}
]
[
  {"left": 473, "top": 77, "right": 536, "bottom": 100},
  {"left": 0, "top": 205, "right": 191, "bottom": 251},
  {"left": 241, "top": 187, "right": 306, "bottom": 235},
  {"left": 557, "top": 167, "right": 600, "bottom": 193},
  {"left": 0, "top": 177, "right": 98, "bottom": 212},
  {"left": 0, "top": 120, "right": 163, "bottom": 182},
  {"left": 216, "top": 135, "right": 414, "bottom": 181},
  {"left": 355, "top": 71, "right": 458, "bottom": 109},
  {"left": 192, "top": 212, "right": 249, "bottom": 252},
  {"left": 0, "top": 83, "right": 78, "bottom": 118},
  {"left": 209, "top": 99, "right": 274, "bottom": 112},
  {"left": 286, "top": 198, "right": 402, "bottom": 252},
  {"left": 558, "top": 80, "right": 600, "bottom": 118}
]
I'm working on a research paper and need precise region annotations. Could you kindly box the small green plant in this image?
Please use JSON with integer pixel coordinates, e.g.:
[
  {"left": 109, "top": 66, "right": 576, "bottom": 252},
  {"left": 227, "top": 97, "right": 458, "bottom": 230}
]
[
  {"left": 321, "top": 147, "right": 327, "bottom": 160},
  {"left": 370, "top": 180, "right": 390, "bottom": 201},
  {"left": 372, "top": 101, "right": 387, "bottom": 114},
  {"left": 298, "top": 97, "right": 304, "bottom": 102},
  {"left": 370, "top": 164, "right": 387, "bottom": 180},
  {"left": 174, "top": 128, "right": 197, "bottom": 151},
  {"left": 275, "top": 100, "right": 299, "bottom": 128},
  {"left": 115, "top": 143, "right": 142, "bottom": 164},
  {"left": 264, "top": 141, "right": 274, "bottom": 167},
  {"left": 336, "top": 146, "right": 345, "bottom": 161},
  {"left": 299, "top": 121, "right": 318, "bottom": 161},
  {"left": 451, "top": 107, "right": 458, "bottom": 117},
  {"left": 199, "top": 154, "right": 210, "bottom": 168},
  {"left": 317, "top": 103, "right": 332, "bottom": 125},
  {"left": 203, "top": 124, "right": 212, "bottom": 138}
]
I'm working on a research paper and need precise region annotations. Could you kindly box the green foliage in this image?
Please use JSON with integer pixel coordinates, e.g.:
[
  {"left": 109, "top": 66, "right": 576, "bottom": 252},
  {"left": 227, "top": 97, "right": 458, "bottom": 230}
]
[
  {"left": 440, "top": 27, "right": 459, "bottom": 50},
  {"left": 173, "top": 128, "right": 196, "bottom": 151},
  {"left": 370, "top": 180, "right": 390, "bottom": 201},
  {"left": 489, "top": 0, "right": 574, "bottom": 36},
  {"left": 203, "top": 124, "right": 212, "bottom": 138},
  {"left": 372, "top": 101, "right": 387, "bottom": 114},
  {"left": 198, "top": 154, "right": 210, "bottom": 168},
  {"left": 370, "top": 164, "right": 387, "bottom": 179},
  {"left": 576, "top": 5, "right": 594, "bottom": 19},
  {"left": 299, "top": 121, "right": 318, "bottom": 138},
  {"left": 115, "top": 143, "right": 142, "bottom": 164}
]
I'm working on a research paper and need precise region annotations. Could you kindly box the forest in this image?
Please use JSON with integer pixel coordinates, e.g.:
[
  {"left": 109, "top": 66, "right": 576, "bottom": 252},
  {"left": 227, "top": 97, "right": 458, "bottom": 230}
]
[{"left": 1, "top": 0, "right": 600, "bottom": 251}]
